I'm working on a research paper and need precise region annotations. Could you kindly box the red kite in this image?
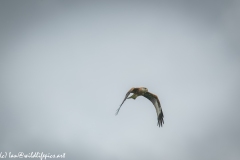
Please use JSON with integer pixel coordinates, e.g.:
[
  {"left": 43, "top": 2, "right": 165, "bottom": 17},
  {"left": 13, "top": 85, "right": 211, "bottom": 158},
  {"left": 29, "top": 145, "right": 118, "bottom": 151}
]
[{"left": 116, "top": 87, "right": 164, "bottom": 127}]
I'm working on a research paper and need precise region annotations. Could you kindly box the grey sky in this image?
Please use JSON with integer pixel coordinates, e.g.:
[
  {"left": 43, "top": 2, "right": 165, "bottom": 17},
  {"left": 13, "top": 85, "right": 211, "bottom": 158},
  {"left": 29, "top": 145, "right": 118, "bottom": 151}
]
[{"left": 0, "top": 0, "right": 240, "bottom": 160}]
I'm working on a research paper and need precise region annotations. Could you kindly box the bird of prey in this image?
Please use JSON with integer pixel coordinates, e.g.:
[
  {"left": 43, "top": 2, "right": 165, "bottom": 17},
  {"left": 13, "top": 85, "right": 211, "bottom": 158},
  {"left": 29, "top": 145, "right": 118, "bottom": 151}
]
[{"left": 116, "top": 87, "right": 164, "bottom": 127}]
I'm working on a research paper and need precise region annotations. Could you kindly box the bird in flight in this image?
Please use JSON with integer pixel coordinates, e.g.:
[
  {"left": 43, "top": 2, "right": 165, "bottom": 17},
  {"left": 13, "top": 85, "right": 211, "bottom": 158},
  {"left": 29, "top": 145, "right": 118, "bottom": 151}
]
[{"left": 116, "top": 87, "right": 164, "bottom": 127}]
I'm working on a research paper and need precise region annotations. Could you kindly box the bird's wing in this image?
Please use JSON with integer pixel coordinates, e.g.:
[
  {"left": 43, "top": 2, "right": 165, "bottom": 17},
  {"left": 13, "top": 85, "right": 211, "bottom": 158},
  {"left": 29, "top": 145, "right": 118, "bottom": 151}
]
[
  {"left": 116, "top": 87, "right": 138, "bottom": 115},
  {"left": 143, "top": 92, "right": 164, "bottom": 127}
]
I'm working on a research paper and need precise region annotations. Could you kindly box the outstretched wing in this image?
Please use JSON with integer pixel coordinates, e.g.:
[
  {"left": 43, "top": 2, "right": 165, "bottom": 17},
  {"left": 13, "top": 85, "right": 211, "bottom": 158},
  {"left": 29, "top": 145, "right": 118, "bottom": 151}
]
[
  {"left": 116, "top": 87, "right": 138, "bottom": 115},
  {"left": 143, "top": 92, "right": 164, "bottom": 127}
]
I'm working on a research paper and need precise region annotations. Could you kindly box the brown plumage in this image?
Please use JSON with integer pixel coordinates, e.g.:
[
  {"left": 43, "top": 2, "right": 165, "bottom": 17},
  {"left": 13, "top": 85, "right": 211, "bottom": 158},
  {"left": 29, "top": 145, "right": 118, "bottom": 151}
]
[{"left": 116, "top": 87, "right": 164, "bottom": 127}]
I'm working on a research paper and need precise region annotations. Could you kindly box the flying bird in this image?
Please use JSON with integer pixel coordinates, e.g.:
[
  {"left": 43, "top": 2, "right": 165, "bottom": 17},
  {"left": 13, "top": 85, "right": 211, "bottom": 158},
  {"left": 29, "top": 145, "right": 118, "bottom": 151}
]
[{"left": 116, "top": 87, "right": 164, "bottom": 127}]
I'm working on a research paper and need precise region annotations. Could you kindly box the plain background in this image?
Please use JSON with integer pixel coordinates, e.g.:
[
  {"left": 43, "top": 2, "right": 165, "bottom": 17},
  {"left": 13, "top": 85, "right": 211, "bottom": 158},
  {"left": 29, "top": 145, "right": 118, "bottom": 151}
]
[{"left": 0, "top": 0, "right": 240, "bottom": 160}]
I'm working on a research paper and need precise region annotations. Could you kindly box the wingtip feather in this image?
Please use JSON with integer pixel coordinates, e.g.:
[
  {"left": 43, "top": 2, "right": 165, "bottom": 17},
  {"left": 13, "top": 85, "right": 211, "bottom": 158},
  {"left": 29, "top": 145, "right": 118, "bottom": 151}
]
[{"left": 157, "top": 111, "right": 164, "bottom": 127}]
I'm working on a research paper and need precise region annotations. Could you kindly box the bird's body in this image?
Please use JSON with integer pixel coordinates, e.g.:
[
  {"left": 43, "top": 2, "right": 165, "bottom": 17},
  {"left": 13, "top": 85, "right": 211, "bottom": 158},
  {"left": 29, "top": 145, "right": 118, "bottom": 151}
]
[
  {"left": 116, "top": 87, "right": 164, "bottom": 127},
  {"left": 127, "top": 87, "right": 147, "bottom": 99}
]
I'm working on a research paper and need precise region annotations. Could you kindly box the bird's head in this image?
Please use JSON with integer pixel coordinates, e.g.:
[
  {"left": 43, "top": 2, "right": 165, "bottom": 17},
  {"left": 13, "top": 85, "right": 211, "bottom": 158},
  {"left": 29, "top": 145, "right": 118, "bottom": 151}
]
[{"left": 142, "top": 87, "right": 148, "bottom": 93}]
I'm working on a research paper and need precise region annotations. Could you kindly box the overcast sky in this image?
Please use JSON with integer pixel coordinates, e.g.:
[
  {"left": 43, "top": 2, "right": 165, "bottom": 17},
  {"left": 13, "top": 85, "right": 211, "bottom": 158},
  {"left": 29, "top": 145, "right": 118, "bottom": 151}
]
[{"left": 0, "top": 0, "right": 240, "bottom": 160}]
